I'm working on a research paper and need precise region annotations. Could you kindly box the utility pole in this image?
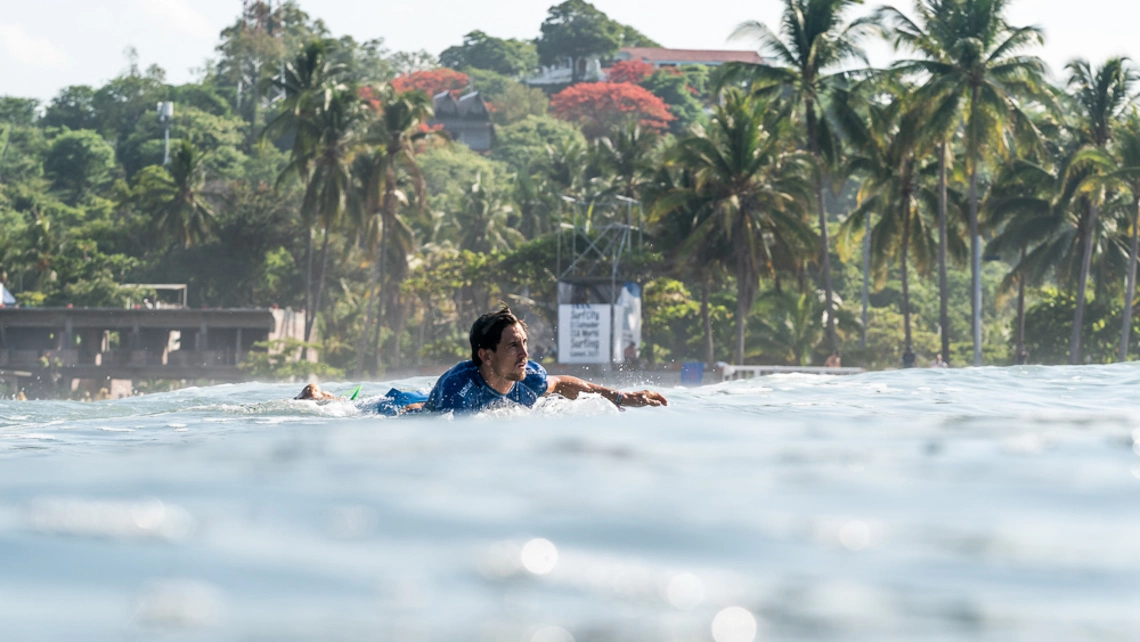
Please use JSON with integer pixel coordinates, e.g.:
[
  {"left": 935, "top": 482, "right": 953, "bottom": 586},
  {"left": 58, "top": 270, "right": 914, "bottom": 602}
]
[{"left": 157, "top": 102, "right": 174, "bottom": 165}]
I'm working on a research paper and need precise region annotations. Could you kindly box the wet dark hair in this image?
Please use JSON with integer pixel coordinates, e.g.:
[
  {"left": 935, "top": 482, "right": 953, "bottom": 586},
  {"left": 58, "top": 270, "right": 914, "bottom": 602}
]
[{"left": 470, "top": 305, "right": 526, "bottom": 363}]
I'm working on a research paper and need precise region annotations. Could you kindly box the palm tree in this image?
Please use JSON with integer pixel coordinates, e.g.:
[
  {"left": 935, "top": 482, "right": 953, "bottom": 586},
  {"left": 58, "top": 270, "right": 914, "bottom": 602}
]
[
  {"left": 281, "top": 86, "right": 370, "bottom": 346},
  {"left": 1112, "top": 112, "right": 1140, "bottom": 360},
  {"left": 879, "top": 0, "right": 1050, "bottom": 365},
  {"left": 667, "top": 89, "right": 815, "bottom": 364},
  {"left": 841, "top": 84, "right": 936, "bottom": 356},
  {"left": 724, "top": 0, "right": 878, "bottom": 354},
  {"left": 457, "top": 174, "right": 524, "bottom": 253},
  {"left": 353, "top": 86, "right": 433, "bottom": 376},
  {"left": 647, "top": 164, "right": 727, "bottom": 365},
  {"left": 596, "top": 122, "right": 659, "bottom": 200},
  {"left": 1063, "top": 57, "right": 1134, "bottom": 364},
  {"left": 263, "top": 39, "right": 349, "bottom": 347},
  {"left": 134, "top": 140, "right": 215, "bottom": 249}
]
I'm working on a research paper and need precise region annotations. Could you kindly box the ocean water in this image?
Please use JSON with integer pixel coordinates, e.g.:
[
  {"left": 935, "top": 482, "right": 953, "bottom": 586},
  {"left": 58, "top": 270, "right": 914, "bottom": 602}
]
[{"left": 1, "top": 365, "right": 1138, "bottom": 641}]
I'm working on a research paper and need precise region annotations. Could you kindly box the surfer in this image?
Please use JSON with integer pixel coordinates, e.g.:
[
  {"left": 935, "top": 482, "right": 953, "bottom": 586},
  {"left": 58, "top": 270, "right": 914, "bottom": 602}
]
[
  {"left": 294, "top": 383, "right": 338, "bottom": 400},
  {"left": 422, "top": 306, "right": 667, "bottom": 412},
  {"left": 292, "top": 306, "right": 667, "bottom": 413}
]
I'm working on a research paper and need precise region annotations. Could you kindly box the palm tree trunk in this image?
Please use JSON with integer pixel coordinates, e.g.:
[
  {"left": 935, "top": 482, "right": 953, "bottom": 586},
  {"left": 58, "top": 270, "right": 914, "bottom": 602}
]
[
  {"left": 805, "top": 100, "right": 838, "bottom": 352},
  {"left": 371, "top": 228, "right": 387, "bottom": 373},
  {"left": 1119, "top": 197, "right": 1140, "bottom": 361},
  {"left": 734, "top": 252, "right": 751, "bottom": 365},
  {"left": 310, "top": 226, "right": 332, "bottom": 346},
  {"left": 901, "top": 193, "right": 913, "bottom": 352},
  {"left": 969, "top": 86, "right": 983, "bottom": 367},
  {"left": 1070, "top": 200, "right": 1099, "bottom": 364},
  {"left": 1016, "top": 246, "right": 1027, "bottom": 360},
  {"left": 302, "top": 227, "right": 314, "bottom": 360},
  {"left": 969, "top": 163, "right": 981, "bottom": 366},
  {"left": 701, "top": 277, "right": 714, "bottom": 366},
  {"left": 938, "top": 142, "right": 950, "bottom": 364},
  {"left": 354, "top": 251, "right": 380, "bottom": 378}
]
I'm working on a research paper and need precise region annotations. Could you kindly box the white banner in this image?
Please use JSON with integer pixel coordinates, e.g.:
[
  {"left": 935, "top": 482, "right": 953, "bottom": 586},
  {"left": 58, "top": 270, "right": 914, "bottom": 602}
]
[
  {"left": 558, "top": 304, "right": 611, "bottom": 364},
  {"left": 612, "top": 283, "right": 642, "bottom": 363}
]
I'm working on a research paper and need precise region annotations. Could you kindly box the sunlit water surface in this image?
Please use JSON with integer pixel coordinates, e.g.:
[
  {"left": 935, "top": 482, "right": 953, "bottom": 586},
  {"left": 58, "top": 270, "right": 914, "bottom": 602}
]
[{"left": 1, "top": 365, "right": 1139, "bottom": 641}]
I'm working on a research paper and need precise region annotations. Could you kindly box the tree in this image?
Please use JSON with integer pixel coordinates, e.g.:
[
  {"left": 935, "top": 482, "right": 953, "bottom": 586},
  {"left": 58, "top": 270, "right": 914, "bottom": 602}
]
[
  {"left": 440, "top": 30, "right": 538, "bottom": 77},
  {"left": 0, "top": 98, "right": 39, "bottom": 126},
  {"left": 536, "top": 0, "right": 623, "bottom": 82},
  {"left": 842, "top": 83, "right": 935, "bottom": 356},
  {"left": 392, "top": 68, "right": 470, "bottom": 98},
  {"left": 1113, "top": 112, "right": 1140, "bottom": 360},
  {"left": 596, "top": 121, "right": 659, "bottom": 199},
  {"left": 550, "top": 82, "right": 674, "bottom": 138},
  {"left": 457, "top": 174, "right": 524, "bottom": 253},
  {"left": 606, "top": 60, "right": 654, "bottom": 84},
  {"left": 354, "top": 85, "right": 434, "bottom": 375},
  {"left": 42, "top": 86, "right": 99, "bottom": 131},
  {"left": 132, "top": 141, "right": 215, "bottom": 249},
  {"left": 43, "top": 129, "right": 117, "bottom": 205},
  {"left": 491, "top": 114, "right": 585, "bottom": 172},
  {"left": 263, "top": 38, "right": 349, "bottom": 347},
  {"left": 1063, "top": 58, "right": 1134, "bottom": 364},
  {"left": 465, "top": 68, "right": 548, "bottom": 126},
  {"left": 640, "top": 66, "right": 709, "bottom": 133},
  {"left": 880, "top": 0, "right": 1050, "bottom": 365},
  {"left": 726, "top": 0, "right": 879, "bottom": 355},
  {"left": 667, "top": 90, "right": 815, "bottom": 363}
]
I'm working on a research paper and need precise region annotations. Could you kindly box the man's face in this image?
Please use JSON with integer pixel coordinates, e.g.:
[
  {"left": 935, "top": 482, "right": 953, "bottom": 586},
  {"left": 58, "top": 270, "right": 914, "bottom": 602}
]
[{"left": 481, "top": 323, "right": 529, "bottom": 382}]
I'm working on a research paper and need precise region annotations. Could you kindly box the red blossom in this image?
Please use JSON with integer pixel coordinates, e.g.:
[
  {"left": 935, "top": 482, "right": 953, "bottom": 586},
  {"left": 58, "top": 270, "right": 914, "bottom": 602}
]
[
  {"left": 606, "top": 60, "right": 655, "bottom": 84},
  {"left": 550, "top": 82, "right": 674, "bottom": 138},
  {"left": 392, "top": 68, "right": 470, "bottom": 98}
]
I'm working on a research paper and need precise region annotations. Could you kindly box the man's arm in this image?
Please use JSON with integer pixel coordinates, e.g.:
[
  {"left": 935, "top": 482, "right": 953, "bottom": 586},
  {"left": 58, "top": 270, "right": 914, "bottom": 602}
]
[{"left": 545, "top": 375, "right": 668, "bottom": 408}]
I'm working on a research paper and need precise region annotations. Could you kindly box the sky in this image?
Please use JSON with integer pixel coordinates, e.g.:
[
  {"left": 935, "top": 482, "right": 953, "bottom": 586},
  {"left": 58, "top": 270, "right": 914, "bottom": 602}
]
[{"left": 0, "top": 0, "right": 1136, "bottom": 103}]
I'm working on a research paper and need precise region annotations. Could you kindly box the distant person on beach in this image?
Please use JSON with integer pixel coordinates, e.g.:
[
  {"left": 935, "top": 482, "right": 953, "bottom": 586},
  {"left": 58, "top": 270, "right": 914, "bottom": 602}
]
[
  {"left": 931, "top": 353, "right": 948, "bottom": 368},
  {"left": 824, "top": 351, "right": 841, "bottom": 368},
  {"left": 1016, "top": 347, "right": 1030, "bottom": 365},
  {"left": 421, "top": 306, "right": 666, "bottom": 413},
  {"left": 902, "top": 348, "right": 916, "bottom": 369}
]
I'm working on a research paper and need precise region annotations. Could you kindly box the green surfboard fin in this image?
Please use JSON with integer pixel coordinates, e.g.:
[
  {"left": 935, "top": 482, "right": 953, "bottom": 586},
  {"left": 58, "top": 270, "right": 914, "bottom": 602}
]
[{"left": 347, "top": 385, "right": 362, "bottom": 401}]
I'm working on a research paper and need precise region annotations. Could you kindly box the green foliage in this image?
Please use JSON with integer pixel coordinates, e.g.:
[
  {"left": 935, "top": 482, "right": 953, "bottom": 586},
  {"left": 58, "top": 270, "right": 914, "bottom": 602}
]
[
  {"left": 641, "top": 278, "right": 731, "bottom": 364},
  {"left": 0, "top": 97, "right": 39, "bottom": 126},
  {"left": 440, "top": 30, "right": 539, "bottom": 77},
  {"left": 1021, "top": 288, "right": 1140, "bottom": 364},
  {"left": 537, "top": 0, "right": 623, "bottom": 75},
  {"left": 240, "top": 338, "right": 345, "bottom": 380},
  {"left": 490, "top": 114, "right": 585, "bottom": 173},
  {"left": 641, "top": 67, "right": 708, "bottom": 134},
  {"left": 465, "top": 68, "right": 548, "bottom": 126},
  {"left": 42, "top": 86, "right": 99, "bottom": 131},
  {"left": 43, "top": 129, "right": 117, "bottom": 204},
  {"left": 418, "top": 144, "right": 512, "bottom": 212}
]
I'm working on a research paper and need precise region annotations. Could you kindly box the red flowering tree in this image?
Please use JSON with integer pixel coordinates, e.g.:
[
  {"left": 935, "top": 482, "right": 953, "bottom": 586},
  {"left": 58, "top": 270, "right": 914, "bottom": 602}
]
[
  {"left": 392, "top": 68, "right": 469, "bottom": 98},
  {"left": 606, "top": 60, "right": 654, "bottom": 84},
  {"left": 550, "top": 82, "right": 674, "bottom": 138}
]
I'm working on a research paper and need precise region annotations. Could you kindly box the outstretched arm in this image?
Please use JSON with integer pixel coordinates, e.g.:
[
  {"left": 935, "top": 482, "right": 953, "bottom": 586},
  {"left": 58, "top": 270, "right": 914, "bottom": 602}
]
[{"left": 546, "top": 375, "right": 668, "bottom": 408}]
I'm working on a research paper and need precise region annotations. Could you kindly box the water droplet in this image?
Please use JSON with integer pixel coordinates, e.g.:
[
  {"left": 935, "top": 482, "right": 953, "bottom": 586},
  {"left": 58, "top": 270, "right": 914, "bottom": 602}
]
[
  {"left": 520, "top": 538, "right": 558, "bottom": 575},
  {"left": 665, "top": 572, "right": 705, "bottom": 610},
  {"left": 711, "top": 606, "right": 758, "bottom": 642}
]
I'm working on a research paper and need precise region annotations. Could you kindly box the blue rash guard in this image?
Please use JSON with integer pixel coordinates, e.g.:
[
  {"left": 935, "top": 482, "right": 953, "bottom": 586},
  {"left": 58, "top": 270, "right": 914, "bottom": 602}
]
[{"left": 423, "top": 360, "right": 549, "bottom": 413}]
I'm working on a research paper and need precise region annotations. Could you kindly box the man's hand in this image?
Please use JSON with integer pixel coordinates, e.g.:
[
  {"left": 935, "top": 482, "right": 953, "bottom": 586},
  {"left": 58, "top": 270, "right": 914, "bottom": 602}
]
[{"left": 618, "top": 390, "right": 668, "bottom": 407}]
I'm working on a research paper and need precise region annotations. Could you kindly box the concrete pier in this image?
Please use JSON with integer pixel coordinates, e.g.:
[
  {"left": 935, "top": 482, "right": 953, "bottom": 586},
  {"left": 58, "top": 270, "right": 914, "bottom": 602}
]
[{"left": 0, "top": 308, "right": 295, "bottom": 397}]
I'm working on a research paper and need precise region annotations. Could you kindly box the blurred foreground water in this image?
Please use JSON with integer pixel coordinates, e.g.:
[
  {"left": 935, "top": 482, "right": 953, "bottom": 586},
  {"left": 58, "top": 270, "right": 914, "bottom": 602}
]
[{"left": 1, "top": 365, "right": 1139, "bottom": 641}]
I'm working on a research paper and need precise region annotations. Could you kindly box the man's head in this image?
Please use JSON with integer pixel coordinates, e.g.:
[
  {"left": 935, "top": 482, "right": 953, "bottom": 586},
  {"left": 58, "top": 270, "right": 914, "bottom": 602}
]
[
  {"left": 470, "top": 306, "right": 529, "bottom": 382},
  {"left": 295, "top": 383, "right": 333, "bottom": 400}
]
